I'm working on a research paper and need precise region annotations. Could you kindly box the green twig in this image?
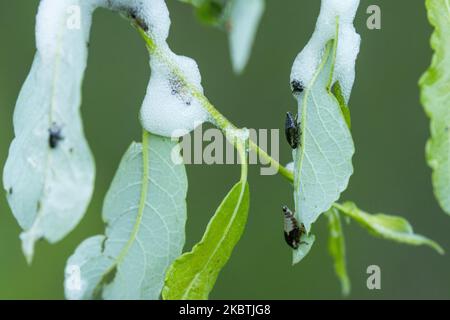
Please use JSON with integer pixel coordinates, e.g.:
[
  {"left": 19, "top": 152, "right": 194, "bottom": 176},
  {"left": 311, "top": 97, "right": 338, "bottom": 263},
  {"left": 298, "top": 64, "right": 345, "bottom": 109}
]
[{"left": 136, "top": 26, "right": 294, "bottom": 183}]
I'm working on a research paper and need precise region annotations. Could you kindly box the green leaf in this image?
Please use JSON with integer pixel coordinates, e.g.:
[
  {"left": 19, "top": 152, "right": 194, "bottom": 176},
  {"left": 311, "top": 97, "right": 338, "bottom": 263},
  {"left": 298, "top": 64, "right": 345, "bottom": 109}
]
[
  {"left": 228, "top": 0, "right": 265, "bottom": 73},
  {"left": 64, "top": 132, "right": 187, "bottom": 300},
  {"left": 163, "top": 181, "right": 250, "bottom": 300},
  {"left": 178, "top": 0, "right": 225, "bottom": 26},
  {"left": 326, "top": 209, "right": 350, "bottom": 296},
  {"left": 179, "top": 0, "right": 208, "bottom": 7},
  {"left": 293, "top": 38, "right": 355, "bottom": 235},
  {"left": 332, "top": 81, "right": 352, "bottom": 129},
  {"left": 334, "top": 202, "right": 444, "bottom": 255},
  {"left": 163, "top": 137, "right": 249, "bottom": 300},
  {"left": 2, "top": 1, "right": 96, "bottom": 263},
  {"left": 196, "top": 1, "right": 224, "bottom": 25},
  {"left": 419, "top": 0, "right": 450, "bottom": 215}
]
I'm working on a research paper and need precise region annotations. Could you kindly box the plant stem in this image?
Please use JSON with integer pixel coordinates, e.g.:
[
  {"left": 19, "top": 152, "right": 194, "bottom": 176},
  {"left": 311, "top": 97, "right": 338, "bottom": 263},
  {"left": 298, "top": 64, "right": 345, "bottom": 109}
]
[{"left": 136, "top": 26, "right": 294, "bottom": 184}]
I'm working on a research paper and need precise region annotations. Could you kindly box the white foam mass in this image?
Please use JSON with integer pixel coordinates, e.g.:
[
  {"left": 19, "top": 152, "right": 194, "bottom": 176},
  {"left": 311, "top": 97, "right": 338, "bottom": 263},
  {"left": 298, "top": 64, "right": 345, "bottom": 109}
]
[
  {"left": 105, "top": 0, "right": 209, "bottom": 137},
  {"left": 140, "top": 45, "right": 209, "bottom": 137},
  {"left": 290, "top": 0, "right": 360, "bottom": 103},
  {"left": 34, "top": 0, "right": 101, "bottom": 63}
]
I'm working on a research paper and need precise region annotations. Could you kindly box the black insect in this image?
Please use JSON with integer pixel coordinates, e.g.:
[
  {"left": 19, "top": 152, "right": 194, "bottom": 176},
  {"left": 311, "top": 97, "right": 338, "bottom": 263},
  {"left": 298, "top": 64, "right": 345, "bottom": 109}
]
[
  {"left": 291, "top": 79, "right": 305, "bottom": 94},
  {"left": 285, "top": 112, "right": 301, "bottom": 149},
  {"left": 282, "top": 205, "right": 307, "bottom": 249},
  {"left": 48, "top": 123, "right": 64, "bottom": 149}
]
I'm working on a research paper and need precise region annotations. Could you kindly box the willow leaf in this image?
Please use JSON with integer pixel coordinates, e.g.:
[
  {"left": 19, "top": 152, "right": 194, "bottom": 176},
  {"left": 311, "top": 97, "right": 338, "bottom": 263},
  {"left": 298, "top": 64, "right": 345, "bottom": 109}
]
[
  {"left": 293, "top": 39, "right": 355, "bottom": 235},
  {"left": 162, "top": 180, "right": 249, "bottom": 300},
  {"left": 326, "top": 208, "right": 350, "bottom": 296},
  {"left": 2, "top": 0, "right": 97, "bottom": 262},
  {"left": 292, "top": 233, "right": 316, "bottom": 265},
  {"left": 333, "top": 202, "right": 444, "bottom": 254},
  {"left": 64, "top": 133, "right": 187, "bottom": 300},
  {"left": 419, "top": 0, "right": 450, "bottom": 214}
]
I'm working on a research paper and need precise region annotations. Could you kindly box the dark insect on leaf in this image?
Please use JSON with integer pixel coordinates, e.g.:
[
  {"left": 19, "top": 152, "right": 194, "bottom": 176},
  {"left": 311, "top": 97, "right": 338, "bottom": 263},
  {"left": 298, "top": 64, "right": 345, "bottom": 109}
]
[
  {"left": 282, "top": 205, "right": 307, "bottom": 249},
  {"left": 285, "top": 112, "right": 300, "bottom": 149},
  {"left": 48, "top": 123, "right": 64, "bottom": 149},
  {"left": 291, "top": 79, "right": 304, "bottom": 94}
]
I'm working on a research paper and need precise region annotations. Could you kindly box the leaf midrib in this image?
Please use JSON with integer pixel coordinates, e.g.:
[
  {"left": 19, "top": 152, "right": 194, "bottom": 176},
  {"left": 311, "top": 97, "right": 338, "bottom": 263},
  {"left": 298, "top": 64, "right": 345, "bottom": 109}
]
[
  {"left": 95, "top": 131, "right": 151, "bottom": 293},
  {"left": 24, "top": 20, "right": 65, "bottom": 248},
  {"left": 294, "top": 45, "right": 333, "bottom": 207}
]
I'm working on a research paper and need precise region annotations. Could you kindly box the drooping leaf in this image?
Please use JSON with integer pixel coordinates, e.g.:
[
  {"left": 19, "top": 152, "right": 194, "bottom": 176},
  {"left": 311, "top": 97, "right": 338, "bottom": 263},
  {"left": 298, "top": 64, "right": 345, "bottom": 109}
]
[
  {"left": 419, "top": 0, "right": 450, "bottom": 214},
  {"left": 326, "top": 208, "right": 350, "bottom": 296},
  {"left": 163, "top": 137, "right": 249, "bottom": 300},
  {"left": 333, "top": 202, "right": 444, "bottom": 254},
  {"left": 64, "top": 133, "right": 187, "bottom": 300},
  {"left": 2, "top": 0, "right": 98, "bottom": 262},
  {"left": 293, "top": 38, "right": 355, "bottom": 235},
  {"left": 228, "top": 0, "right": 265, "bottom": 74}
]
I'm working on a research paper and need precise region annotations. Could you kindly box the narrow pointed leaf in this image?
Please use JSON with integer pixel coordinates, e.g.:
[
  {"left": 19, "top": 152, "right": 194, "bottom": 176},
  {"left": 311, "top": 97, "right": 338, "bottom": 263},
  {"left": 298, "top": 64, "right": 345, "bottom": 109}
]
[
  {"left": 228, "top": 0, "right": 265, "bottom": 73},
  {"left": 64, "top": 133, "right": 187, "bottom": 300},
  {"left": 327, "top": 209, "right": 350, "bottom": 296},
  {"left": 419, "top": 0, "right": 450, "bottom": 214},
  {"left": 163, "top": 180, "right": 250, "bottom": 300},
  {"left": 334, "top": 202, "right": 444, "bottom": 254}
]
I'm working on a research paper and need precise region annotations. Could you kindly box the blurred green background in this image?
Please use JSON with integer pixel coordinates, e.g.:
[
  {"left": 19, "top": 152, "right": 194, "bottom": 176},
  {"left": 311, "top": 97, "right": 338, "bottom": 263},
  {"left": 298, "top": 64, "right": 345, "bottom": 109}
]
[{"left": 0, "top": 0, "right": 449, "bottom": 299}]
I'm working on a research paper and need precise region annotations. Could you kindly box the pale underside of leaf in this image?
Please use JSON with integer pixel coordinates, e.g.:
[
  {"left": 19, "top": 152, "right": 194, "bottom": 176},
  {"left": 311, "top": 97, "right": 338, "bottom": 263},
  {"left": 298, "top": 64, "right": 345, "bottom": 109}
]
[
  {"left": 163, "top": 169, "right": 249, "bottom": 300},
  {"left": 420, "top": 0, "right": 450, "bottom": 214},
  {"left": 293, "top": 37, "right": 355, "bottom": 235},
  {"left": 2, "top": 0, "right": 96, "bottom": 263},
  {"left": 65, "top": 133, "right": 187, "bottom": 300},
  {"left": 292, "top": 233, "right": 316, "bottom": 265},
  {"left": 334, "top": 202, "right": 444, "bottom": 255}
]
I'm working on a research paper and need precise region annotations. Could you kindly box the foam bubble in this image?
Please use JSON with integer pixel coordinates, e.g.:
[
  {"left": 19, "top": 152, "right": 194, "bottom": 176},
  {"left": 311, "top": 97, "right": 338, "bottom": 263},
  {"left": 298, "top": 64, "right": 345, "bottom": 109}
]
[
  {"left": 104, "top": 0, "right": 209, "bottom": 137},
  {"left": 140, "top": 45, "right": 209, "bottom": 137},
  {"left": 290, "top": 0, "right": 360, "bottom": 103},
  {"left": 35, "top": 0, "right": 99, "bottom": 61}
]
